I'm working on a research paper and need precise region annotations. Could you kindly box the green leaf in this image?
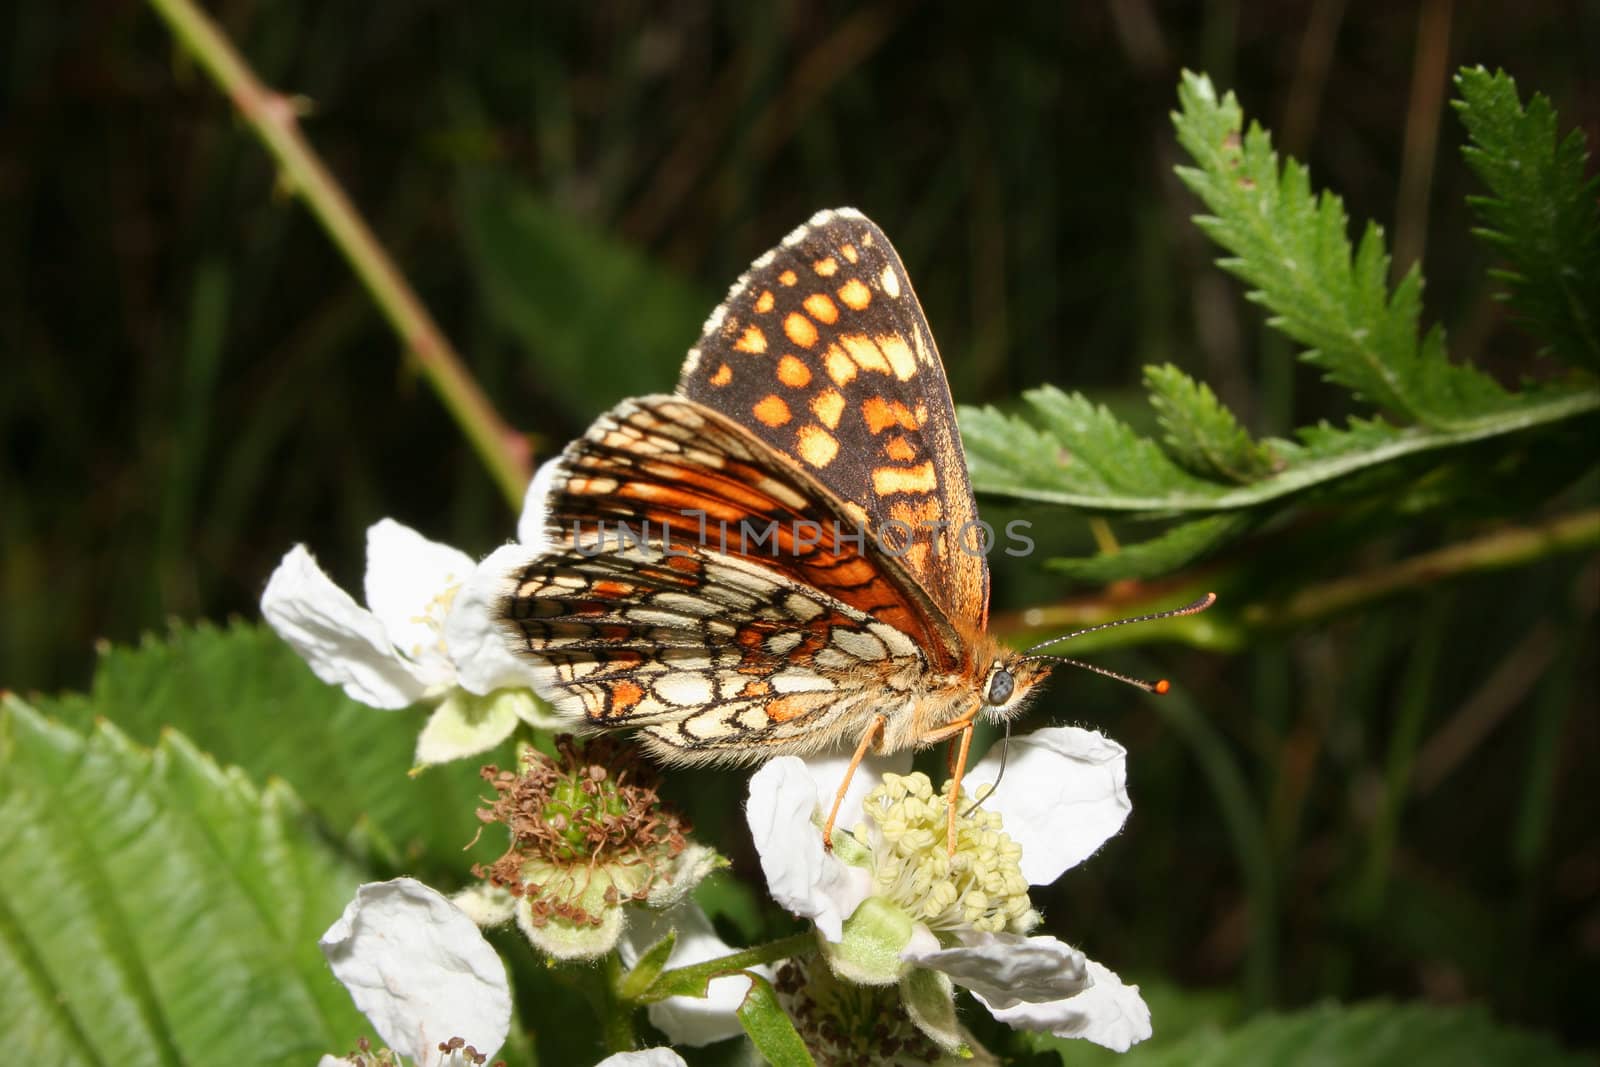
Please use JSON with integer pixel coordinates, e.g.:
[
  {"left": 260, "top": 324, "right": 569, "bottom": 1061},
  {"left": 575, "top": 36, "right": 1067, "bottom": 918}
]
[
  {"left": 1143, "top": 364, "right": 1276, "bottom": 483},
  {"left": 736, "top": 971, "right": 816, "bottom": 1067},
  {"left": 1047, "top": 514, "right": 1256, "bottom": 582},
  {"left": 1049, "top": 999, "right": 1587, "bottom": 1067},
  {"left": 461, "top": 178, "right": 708, "bottom": 416},
  {"left": 962, "top": 388, "right": 1598, "bottom": 512},
  {"left": 0, "top": 696, "right": 368, "bottom": 1065},
  {"left": 32, "top": 622, "right": 509, "bottom": 880},
  {"left": 616, "top": 930, "right": 678, "bottom": 1002},
  {"left": 1454, "top": 66, "right": 1600, "bottom": 372},
  {"left": 1171, "top": 71, "right": 1514, "bottom": 429}
]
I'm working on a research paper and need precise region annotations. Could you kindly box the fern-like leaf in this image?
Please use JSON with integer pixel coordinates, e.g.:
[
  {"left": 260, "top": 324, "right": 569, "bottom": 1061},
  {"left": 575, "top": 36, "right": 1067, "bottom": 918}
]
[
  {"left": 1143, "top": 364, "right": 1277, "bottom": 482},
  {"left": 1172, "top": 71, "right": 1514, "bottom": 429},
  {"left": 1454, "top": 67, "right": 1600, "bottom": 372}
]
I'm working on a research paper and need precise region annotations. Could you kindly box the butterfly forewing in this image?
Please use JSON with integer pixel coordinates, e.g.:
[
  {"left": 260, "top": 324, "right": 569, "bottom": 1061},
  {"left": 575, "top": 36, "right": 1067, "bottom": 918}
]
[{"left": 677, "top": 208, "right": 990, "bottom": 632}]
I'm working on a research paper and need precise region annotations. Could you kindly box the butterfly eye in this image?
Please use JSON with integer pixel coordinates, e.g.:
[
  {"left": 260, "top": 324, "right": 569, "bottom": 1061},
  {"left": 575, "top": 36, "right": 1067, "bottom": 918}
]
[{"left": 985, "top": 667, "right": 1015, "bottom": 706}]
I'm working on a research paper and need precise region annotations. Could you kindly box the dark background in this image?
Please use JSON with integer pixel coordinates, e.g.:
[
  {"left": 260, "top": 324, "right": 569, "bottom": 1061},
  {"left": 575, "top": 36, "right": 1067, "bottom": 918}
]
[{"left": 4, "top": 0, "right": 1596, "bottom": 1053}]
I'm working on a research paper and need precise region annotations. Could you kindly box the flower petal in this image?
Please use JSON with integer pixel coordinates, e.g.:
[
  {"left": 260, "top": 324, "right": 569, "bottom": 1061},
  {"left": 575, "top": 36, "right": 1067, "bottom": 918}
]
[
  {"left": 363, "top": 519, "right": 474, "bottom": 690},
  {"left": 594, "top": 1051, "right": 688, "bottom": 1067},
  {"left": 517, "top": 458, "right": 561, "bottom": 551},
  {"left": 619, "top": 902, "right": 754, "bottom": 1047},
  {"left": 906, "top": 931, "right": 1088, "bottom": 1010},
  {"left": 967, "top": 726, "right": 1131, "bottom": 886},
  {"left": 261, "top": 545, "right": 429, "bottom": 708},
  {"left": 976, "top": 956, "right": 1152, "bottom": 1052},
  {"left": 746, "top": 758, "right": 871, "bottom": 941},
  {"left": 450, "top": 883, "right": 516, "bottom": 927},
  {"left": 800, "top": 749, "right": 912, "bottom": 834},
  {"left": 319, "top": 879, "right": 511, "bottom": 1066},
  {"left": 414, "top": 690, "right": 526, "bottom": 766},
  {"left": 446, "top": 543, "right": 546, "bottom": 696}
]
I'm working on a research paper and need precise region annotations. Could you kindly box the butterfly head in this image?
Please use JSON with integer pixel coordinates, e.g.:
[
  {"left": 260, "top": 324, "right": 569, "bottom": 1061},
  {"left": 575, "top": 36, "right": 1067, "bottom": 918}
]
[{"left": 978, "top": 654, "right": 1053, "bottom": 725}]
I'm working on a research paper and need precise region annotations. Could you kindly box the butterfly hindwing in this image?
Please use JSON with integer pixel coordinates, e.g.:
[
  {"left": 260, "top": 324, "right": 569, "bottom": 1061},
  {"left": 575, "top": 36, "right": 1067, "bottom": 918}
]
[{"left": 677, "top": 208, "right": 990, "bottom": 633}]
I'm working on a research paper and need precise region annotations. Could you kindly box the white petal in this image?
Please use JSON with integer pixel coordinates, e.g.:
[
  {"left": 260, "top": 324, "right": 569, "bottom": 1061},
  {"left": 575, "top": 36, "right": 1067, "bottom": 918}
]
[
  {"left": 799, "top": 749, "right": 912, "bottom": 832},
  {"left": 594, "top": 1051, "right": 688, "bottom": 1067},
  {"left": 517, "top": 458, "right": 562, "bottom": 551},
  {"left": 966, "top": 726, "right": 1131, "bottom": 885},
  {"left": 261, "top": 545, "right": 429, "bottom": 708},
  {"left": 907, "top": 932, "right": 1088, "bottom": 1010},
  {"left": 746, "top": 758, "right": 871, "bottom": 941},
  {"left": 977, "top": 956, "right": 1152, "bottom": 1052},
  {"left": 363, "top": 520, "right": 474, "bottom": 690},
  {"left": 319, "top": 879, "right": 511, "bottom": 1066},
  {"left": 619, "top": 902, "right": 755, "bottom": 1047},
  {"left": 446, "top": 543, "right": 545, "bottom": 695}
]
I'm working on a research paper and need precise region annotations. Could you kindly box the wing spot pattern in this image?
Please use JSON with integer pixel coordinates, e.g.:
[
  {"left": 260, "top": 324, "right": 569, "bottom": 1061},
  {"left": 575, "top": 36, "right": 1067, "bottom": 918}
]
[
  {"left": 752, "top": 394, "right": 792, "bottom": 427},
  {"left": 803, "top": 292, "right": 840, "bottom": 324},
  {"left": 734, "top": 324, "right": 767, "bottom": 354},
  {"left": 813, "top": 256, "right": 839, "bottom": 277},
  {"left": 796, "top": 424, "right": 840, "bottom": 468},
  {"left": 710, "top": 363, "right": 733, "bottom": 386},
  {"left": 784, "top": 312, "right": 819, "bottom": 349},
  {"left": 872, "top": 461, "right": 938, "bottom": 495},
  {"left": 810, "top": 389, "right": 845, "bottom": 429},
  {"left": 777, "top": 354, "right": 812, "bottom": 388},
  {"left": 838, "top": 277, "right": 872, "bottom": 310}
]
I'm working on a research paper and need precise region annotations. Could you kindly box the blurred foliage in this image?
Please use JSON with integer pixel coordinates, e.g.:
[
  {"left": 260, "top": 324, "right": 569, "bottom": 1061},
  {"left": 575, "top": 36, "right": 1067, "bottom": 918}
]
[{"left": 4, "top": 1, "right": 1598, "bottom": 1063}]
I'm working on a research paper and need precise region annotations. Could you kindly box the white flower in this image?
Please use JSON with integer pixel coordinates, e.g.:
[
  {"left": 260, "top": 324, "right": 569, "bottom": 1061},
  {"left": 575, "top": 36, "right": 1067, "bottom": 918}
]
[
  {"left": 261, "top": 518, "right": 554, "bottom": 764},
  {"left": 594, "top": 1051, "right": 687, "bottom": 1067},
  {"left": 745, "top": 727, "right": 1152, "bottom": 1052},
  {"left": 319, "top": 878, "right": 512, "bottom": 1067}
]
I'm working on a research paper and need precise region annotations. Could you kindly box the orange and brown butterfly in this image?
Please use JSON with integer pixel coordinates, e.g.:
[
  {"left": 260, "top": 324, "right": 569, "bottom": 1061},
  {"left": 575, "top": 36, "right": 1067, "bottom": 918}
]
[{"left": 497, "top": 208, "right": 1214, "bottom": 851}]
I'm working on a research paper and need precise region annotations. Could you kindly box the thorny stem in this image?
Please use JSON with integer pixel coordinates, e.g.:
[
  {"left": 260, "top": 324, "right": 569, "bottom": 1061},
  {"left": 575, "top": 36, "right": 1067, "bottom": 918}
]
[
  {"left": 145, "top": 0, "right": 532, "bottom": 508},
  {"left": 993, "top": 508, "right": 1600, "bottom": 649}
]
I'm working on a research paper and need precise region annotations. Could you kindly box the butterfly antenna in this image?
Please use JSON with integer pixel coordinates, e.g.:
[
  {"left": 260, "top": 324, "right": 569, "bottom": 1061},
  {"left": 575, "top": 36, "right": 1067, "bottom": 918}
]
[
  {"left": 961, "top": 720, "right": 1011, "bottom": 818},
  {"left": 1020, "top": 592, "right": 1217, "bottom": 693}
]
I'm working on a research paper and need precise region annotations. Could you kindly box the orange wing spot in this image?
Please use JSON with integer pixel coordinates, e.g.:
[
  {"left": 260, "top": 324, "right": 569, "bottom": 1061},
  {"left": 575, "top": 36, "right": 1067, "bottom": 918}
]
[
  {"left": 784, "top": 312, "right": 819, "bottom": 349},
  {"left": 777, "top": 354, "right": 812, "bottom": 388},
  {"left": 739, "top": 679, "right": 772, "bottom": 698},
  {"left": 841, "top": 333, "right": 891, "bottom": 374},
  {"left": 606, "top": 649, "right": 646, "bottom": 668},
  {"left": 876, "top": 333, "right": 917, "bottom": 380},
  {"left": 862, "top": 395, "right": 919, "bottom": 433},
  {"left": 600, "top": 624, "right": 632, "bottom": 641},
  {"left": 823, "top": 344, "right": 857, "bottom": 386},
  {"left": 664, "top": 553, "right": 702, "bottom": 574},
  {"left": 883, "top": 434, "right": 918, "bottom": 462},
  {"left": 796, "top": 424, "right": 839, "bottom": 468},
  {"left": 803, "top": 292, "right": 839, "bottom": 324},
  {"left": 872, "top": 461, "right": 937, "bottom": 495},
  {"left": 754, "top": 290, "right": 775, "bottom": 313},
  {"left": 734, "top": 324, "right": 767, "bottom": 354},
  {"left": 889, "top": 497, "right": 943, "bottom": 526},
  {"left": 593, "top": 580, "right": 634, "bottom": 599},
  {"left": 752, "top": 394, "right": 792, "bottom": 427},
  {"left": 610, "top": 680, "right": 645, "bottom": 714},
  {"left": 811, "top": 388, "right": 845, "bottom": 429},
  {"left": 837, "top": 277, "right": 872, "bottom": 310},
  {"left": 779, "top": 269, "right": 798, "bottom": 286},
  {"left": 709, "top": 362, "right": 733, "bottom": 387},
  {"left": 812, "top": 256, "right": 839, "bottom": 277},
  {"left": 766, "top": 695, "right": 809, "bottom": 722},
  {"left": 841, "top": 243, "right": 858, "bottom": 263}
]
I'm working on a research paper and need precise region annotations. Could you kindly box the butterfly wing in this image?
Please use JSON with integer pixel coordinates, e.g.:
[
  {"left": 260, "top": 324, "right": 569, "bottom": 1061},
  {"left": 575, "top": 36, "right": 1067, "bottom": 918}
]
[
  {"left": 677, "top": 208, "right": 991, "bottom": 634},
  {"left": 503, "top": 396, "right": 936, "bottom": 762}
]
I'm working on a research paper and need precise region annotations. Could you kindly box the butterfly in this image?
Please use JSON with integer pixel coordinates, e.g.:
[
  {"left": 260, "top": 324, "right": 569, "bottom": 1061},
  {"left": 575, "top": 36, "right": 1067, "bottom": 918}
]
[{"left": 498, "top": 208, "right": 1214, "bottom": 851}]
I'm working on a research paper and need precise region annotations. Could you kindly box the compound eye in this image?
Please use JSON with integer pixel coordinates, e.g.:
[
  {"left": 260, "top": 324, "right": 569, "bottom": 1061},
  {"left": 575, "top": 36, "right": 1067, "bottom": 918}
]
[{"left": 986, "top": 667, "right": 1015, "bottom": 706}]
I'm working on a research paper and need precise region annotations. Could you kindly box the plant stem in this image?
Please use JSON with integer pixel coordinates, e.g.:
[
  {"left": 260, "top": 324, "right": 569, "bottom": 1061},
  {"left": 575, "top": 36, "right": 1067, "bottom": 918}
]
[
  {"left": 641, "top": 931, "right": 817, "bottom": 1003},
  {"left": 145, "top": 0, "right": 531, "bottom": 508}
]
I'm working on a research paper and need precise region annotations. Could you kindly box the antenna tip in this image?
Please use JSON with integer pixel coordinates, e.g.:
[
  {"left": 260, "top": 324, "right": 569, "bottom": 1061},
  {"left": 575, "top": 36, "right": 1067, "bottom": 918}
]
[{"left": 1154, "top": 679, "right": 1171, "bottom": 695}]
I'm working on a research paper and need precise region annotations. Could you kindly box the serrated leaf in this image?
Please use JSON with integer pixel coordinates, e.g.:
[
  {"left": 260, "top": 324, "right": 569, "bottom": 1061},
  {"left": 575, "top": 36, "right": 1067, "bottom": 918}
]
[
  {"left": 32, "top": 622, "right": 508, "bottom": 879},
  {"left": 736, "top": 971, "right": 816, "bottom": 1067},
  {"left": 1143, "top": 364, "right": 1276, "bottom": 482},
  {"left": 0, "top": 696, "right": 368, "bottom": 1065},
  {"left": 461, "top": 178, "right": 707, "bottom": 416},
  {"left": 1454, "top": 66, "right": 1600, "bottom": 372},
  {"left": 1029, "top": 999, "right": 1589, "bottom": 1067},
  {"left": 1047, "top": 514, "right": 1256, "bottom": 582},
  {"left": 1171, "top": 71, "right": 1515, "bottom": 430}
]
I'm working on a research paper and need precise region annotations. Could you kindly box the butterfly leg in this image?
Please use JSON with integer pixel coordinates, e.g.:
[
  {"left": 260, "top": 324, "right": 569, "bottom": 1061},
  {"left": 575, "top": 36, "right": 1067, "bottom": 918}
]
[
  {"left": 823, "top": 714, "right": 887, "bottom": 850},
  {"left": 945, "top": 722, "right": 975, "bottom": 856}
]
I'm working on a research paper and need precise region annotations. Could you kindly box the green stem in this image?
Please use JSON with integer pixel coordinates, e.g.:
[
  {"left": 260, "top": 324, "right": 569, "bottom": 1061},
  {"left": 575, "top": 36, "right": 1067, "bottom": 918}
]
[
  {"left": 641, "top": 931, "right": 817, "bottom": 1003},
  {"left": 144, "top": 0, "right": 531, "bottom": 508}
]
